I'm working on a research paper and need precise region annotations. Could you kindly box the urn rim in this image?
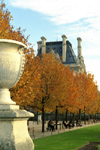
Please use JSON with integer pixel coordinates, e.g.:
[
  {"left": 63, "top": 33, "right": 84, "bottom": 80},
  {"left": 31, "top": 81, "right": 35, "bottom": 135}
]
[{"left": 0, "top": 39, "right": 27, "bottom": 49}]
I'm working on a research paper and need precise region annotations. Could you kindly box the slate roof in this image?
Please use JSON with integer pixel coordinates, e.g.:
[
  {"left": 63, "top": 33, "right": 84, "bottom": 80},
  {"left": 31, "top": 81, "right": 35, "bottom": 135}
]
[
  {"left": 46, "top": 41, "right": 77, "bottom": 64},
  {"left": 37, "top": 40, "right": 77, "bottom": 65}
]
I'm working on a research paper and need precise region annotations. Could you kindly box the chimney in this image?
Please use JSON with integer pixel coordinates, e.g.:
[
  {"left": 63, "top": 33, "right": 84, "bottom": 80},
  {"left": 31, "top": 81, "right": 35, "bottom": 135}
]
[
  {"left": 41, "top": 36, "right": 47, "bottom": 54},
  {"left": 62, "top": 35, "right": 67, "bottom": 62},
  {"left": 77, "top": 37, "right": 82, "bottom": 58},
  {"left": 37, "top": 41, "right": 42, "bottom": 52}
]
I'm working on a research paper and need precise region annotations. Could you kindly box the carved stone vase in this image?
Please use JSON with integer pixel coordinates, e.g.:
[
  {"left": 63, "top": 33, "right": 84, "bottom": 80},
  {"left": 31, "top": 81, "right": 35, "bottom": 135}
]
[{"left": 0, "top": 39, "right": 34, "bottom": 150}]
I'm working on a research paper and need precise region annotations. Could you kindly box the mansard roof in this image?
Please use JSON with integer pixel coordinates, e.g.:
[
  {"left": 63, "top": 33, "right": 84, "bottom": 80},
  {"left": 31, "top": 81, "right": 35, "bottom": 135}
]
[{"left": 45, "top": 40, "right": 77, "bottom": 64}]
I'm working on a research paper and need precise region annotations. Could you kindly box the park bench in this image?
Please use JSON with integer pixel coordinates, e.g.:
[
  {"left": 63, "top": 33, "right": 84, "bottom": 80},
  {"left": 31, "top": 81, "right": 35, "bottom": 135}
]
[
  {"left": 46, "top": 127, "right": 52, "bottom": 131},
  {"left": 54, "top": 123, "right": 62, "bottom": 130},
  {"left": 47, "top": 123, "right": 62, "bottom": 131}
]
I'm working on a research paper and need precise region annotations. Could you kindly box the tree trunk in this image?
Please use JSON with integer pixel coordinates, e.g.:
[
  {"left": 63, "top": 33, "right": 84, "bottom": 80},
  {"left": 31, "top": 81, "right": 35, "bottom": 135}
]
[
  {"left": 95, "top": 113, "right": 97, "bottom": 121},
  {"left": 79, "top": 109, "right": 81, "bottom": 123},
  {"left": 88, "top": 114, "right": 90, "bottom": 124},
  {"left": 55, "top": 106, "right": 58, "bottom": 130},
  {"left": 70, "top": 113, "right": 72, "bottom": 120},
  {"left": 72, "top": 113, "right": 75, "bottom": 127},
  {"left": 66, "top": 109, "right": 68, "bottom": 122},
  {"left": 84, "top": 106, "right": 86, "bottom": 125},
  {"left": 97, "top": 113, "right": 98, "bottom": 121},
  {"left": 37, "top": 111, "right": 38, "bottom": 125},
  {"left": 42, "top": 104, "right": 45, "bottom": 132}
]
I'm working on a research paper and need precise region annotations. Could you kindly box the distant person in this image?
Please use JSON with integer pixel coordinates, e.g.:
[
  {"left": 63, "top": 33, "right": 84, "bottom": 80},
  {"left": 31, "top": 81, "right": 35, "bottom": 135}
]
[
  {"left": 69, "top": 120, "right": 75, "bottom": 127},
  {"left": 69, "top": 120, "right": 72, "bottom": 126},
  {"left": 48, "top": 120, "right": 54, "bottom": 131},
  {"left": 63, "top": 121, "right": 71, "bottom": 129},
  {"left": 76, "top": 119, "right": 82, "bottom": 127}
]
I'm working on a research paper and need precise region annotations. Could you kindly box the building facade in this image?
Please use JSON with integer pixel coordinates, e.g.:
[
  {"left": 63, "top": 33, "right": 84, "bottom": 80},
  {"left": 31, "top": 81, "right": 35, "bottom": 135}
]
[{"left": 37, "top": 35, "right": 86, "bottom": 74}]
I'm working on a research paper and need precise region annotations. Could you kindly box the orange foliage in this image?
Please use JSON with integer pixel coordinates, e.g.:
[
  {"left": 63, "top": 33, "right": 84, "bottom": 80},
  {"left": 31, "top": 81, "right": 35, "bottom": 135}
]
[
  {"left": 74, "top": 72, "right": 99, "bottom": 114},
  {"left": 58, "top": 67, "right": 79, "bottom": 114},
  {"left": 30, "top": 53, "right": 69, "bottom": 112}
]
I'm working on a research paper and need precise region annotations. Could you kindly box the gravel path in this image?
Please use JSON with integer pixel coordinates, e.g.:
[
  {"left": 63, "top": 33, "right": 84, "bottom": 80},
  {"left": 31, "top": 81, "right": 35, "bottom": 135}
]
[{"left": 28, "top": 121, "right": 100, "bottom": 140}]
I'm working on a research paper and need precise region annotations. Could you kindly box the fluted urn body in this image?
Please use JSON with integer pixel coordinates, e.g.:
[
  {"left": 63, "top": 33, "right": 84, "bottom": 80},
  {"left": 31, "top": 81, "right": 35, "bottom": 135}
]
[{"left": 0, "top": 39, "right": 26, "bottom": 105}]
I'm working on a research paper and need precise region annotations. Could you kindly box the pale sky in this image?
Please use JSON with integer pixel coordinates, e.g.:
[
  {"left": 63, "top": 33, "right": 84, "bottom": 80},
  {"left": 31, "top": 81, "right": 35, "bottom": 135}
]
[{"left": 4, "top": 0, "right": 100, "bottom": 89}]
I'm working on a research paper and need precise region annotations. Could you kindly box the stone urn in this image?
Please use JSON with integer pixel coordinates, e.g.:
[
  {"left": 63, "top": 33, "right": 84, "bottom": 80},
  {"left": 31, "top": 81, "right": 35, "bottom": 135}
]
[
  {"left": 0, "top": 39, "right": 26, "bottom": 105},
  {"left": 0, "top": 39, "right": 34, "bottom": 150}
]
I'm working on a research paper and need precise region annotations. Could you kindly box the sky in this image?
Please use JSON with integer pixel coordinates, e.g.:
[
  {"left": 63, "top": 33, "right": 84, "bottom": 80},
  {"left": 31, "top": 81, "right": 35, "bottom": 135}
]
[{"left": 4, "top": 0, "right": 100, "bottom": 90}]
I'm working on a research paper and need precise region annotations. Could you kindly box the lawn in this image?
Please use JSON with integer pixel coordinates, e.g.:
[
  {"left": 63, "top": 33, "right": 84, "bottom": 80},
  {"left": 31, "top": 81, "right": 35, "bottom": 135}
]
[{"left": 33, "top": 124, "right": 100, "bottom": 150}]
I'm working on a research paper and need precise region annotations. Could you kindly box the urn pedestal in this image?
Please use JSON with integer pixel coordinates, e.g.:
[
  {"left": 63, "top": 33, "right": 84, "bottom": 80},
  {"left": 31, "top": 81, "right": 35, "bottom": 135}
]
[
  {"left": 0, "top": 39, "right": 34, "bottom": 150},
  {"left": 0, "top": 108, "right": 34, "bottom": 150}
]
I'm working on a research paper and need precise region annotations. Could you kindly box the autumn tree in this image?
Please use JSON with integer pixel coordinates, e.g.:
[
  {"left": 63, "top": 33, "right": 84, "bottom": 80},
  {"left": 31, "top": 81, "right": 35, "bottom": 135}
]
[
  {"left": 0, "top": 1, "right": 28, "bottom": 43},
  {"left": 29, "top": 53, "right": 71, "bottom": 132},
  {"left": 56, "top": 66, "right": 79, "bottom": 124},
  {"left": 74, "top": 72, "right": 99, "bottom": 122}
]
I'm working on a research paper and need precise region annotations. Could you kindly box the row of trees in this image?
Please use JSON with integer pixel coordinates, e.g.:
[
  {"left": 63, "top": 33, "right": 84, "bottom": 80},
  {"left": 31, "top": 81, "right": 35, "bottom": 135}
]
[
  {"left": 12, "top": 53, "right": 99, "bottom": 132},
  {"left": 1, "top": 1, "right": 100, "bottom": 131}
]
